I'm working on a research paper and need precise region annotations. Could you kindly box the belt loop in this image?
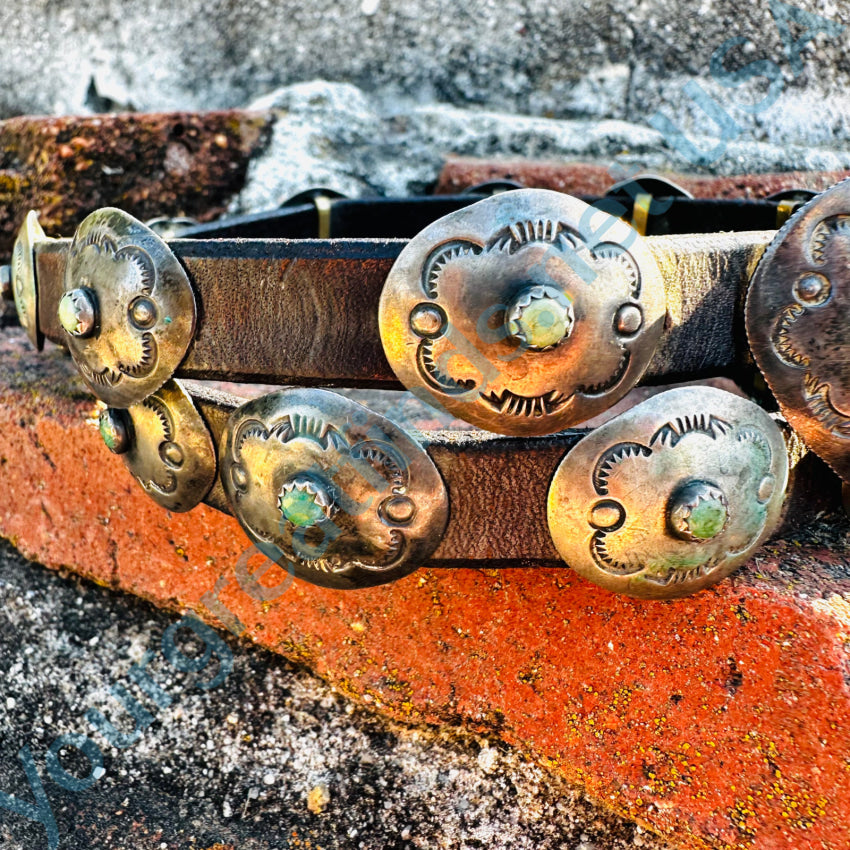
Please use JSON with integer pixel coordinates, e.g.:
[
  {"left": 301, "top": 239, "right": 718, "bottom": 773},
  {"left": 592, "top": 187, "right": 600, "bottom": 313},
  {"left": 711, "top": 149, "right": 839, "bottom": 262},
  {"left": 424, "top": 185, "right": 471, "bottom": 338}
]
[
  {"left": 766, "top": 189, "right": 818, "bottom": 229},
  {"left": 775, "top": 199, "right": 798, "bottom": 228},
  {"left": 314, "top": 195, "right": 333, "bottom": 239},
  {"left": 630, "top": 192, "right": 653, "bottom": 236}
]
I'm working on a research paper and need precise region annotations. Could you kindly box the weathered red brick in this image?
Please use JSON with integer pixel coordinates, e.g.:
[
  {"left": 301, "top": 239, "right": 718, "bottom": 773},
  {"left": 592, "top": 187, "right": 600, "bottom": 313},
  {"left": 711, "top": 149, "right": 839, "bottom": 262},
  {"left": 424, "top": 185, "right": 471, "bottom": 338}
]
[
  {"left": 1, "top": 330, "right": 849, "bottom": 850},
  {"left": 0, "top": 111, "right": 271, "bottom": 259},
  {"left": 435, "top": 156, "right": 850, "bottom": 200}
]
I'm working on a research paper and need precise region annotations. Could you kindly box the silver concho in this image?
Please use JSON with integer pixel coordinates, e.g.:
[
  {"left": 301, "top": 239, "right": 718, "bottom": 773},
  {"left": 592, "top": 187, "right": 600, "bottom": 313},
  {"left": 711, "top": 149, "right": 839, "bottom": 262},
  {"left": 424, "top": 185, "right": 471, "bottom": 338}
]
[
  {"left": 379, "top": 190, "right": 665, "bottom": 435},
  {"left": 60, "top": 208, "right": 196, "bottom": 407},
  {"left": 11, "top": 211, "right": 53, "bottom": 350},
  {"left": 100, "top": 380, "right": 216, "bottom": 512},
  {"left": 547, "top": 387, "right": 788, "bottom": 599},
  {"left": 747, "top": 179, "right": 850, "bottom": 482},
  {"left": 220, "top": 388, "right": 449, "bottom": 590}
]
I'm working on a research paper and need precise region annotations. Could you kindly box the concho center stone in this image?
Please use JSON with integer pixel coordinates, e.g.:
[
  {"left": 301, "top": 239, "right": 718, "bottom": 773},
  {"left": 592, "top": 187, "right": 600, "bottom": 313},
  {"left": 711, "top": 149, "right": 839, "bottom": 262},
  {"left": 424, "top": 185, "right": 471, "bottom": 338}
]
[
  {"left": 547, "top": 387, "right": 788, "bottom": 600},
  {"left": 379, "top": 189, "right": 666, "bottom": 435}
]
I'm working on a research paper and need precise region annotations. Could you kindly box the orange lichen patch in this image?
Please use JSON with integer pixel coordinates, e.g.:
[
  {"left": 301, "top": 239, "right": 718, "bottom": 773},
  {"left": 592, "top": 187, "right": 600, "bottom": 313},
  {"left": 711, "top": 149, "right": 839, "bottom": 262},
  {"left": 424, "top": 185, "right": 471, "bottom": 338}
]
[
  {"left": 1, "top": 334, "right": 849, "bottom": 849},
  {"left": 306, "top": 784, "right": 331, "bottom": 815}
]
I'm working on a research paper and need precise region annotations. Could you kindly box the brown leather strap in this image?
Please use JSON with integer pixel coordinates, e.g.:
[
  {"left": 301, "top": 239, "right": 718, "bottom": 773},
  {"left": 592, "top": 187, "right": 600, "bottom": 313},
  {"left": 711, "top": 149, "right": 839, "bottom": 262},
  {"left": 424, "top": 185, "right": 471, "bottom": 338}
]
[
  {"left": 34, "top": 230, "right": 773, "bottom": 389},
  {"left": 186, "top": 382, "right": 837, "bottom": 565}
]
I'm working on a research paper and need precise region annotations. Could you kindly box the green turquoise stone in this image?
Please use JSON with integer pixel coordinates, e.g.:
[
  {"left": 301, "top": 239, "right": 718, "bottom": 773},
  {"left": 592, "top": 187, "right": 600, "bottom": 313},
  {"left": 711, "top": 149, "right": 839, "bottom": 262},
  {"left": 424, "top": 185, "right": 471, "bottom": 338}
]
[
  {"left": 512, "top": 297, "right": 570, "bottom": 348},
  {"left": 99, "top": 416, "right": 118, "bottom": 450},
  {"left": 98, "top": 410, "right": 128, "bottom": 454},
  {"left": 687, "top": 498, "right": 727, "bottom": 540},
  {"left": 58, "top": 293, "right": 82, "bottom": 334},
  {"left": 280, "top": 487, "right": 326, "bottom": 528}
]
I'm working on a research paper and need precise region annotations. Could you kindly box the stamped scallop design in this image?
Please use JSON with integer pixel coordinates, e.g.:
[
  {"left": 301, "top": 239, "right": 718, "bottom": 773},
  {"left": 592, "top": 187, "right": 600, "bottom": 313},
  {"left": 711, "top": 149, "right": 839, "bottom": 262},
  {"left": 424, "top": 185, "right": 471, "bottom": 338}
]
[
  {"left": 747, "top": 179, "right": 850, "bottom": 482},
  {"left": 220, "top": 389, "right": 449, "bottom": 590},
  {"left": 61, "top": 208, "right": 196, "bottom": 407},
  {"left": 547, "top": 387, "right": 788, "bottom": 599},
  {"left": 101, "top": 380, "right": 217, "bottom": 512},
  {"left": 379, "top": 189, "right": 665, "bottom": 435}
]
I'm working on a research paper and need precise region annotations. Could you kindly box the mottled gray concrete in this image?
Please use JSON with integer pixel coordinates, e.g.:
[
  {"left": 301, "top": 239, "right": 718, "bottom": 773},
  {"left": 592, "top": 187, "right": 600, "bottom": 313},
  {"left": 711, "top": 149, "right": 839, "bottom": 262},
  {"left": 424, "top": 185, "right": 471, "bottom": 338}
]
[
  {"left": 1, "top": 0, "right": 848, "bottom": 157},
  {"left": 231, "top": 79, "right": 850, "bottom": 211},
  {"left": 0, "top": 540, "right": 671, "bottom": 849}
]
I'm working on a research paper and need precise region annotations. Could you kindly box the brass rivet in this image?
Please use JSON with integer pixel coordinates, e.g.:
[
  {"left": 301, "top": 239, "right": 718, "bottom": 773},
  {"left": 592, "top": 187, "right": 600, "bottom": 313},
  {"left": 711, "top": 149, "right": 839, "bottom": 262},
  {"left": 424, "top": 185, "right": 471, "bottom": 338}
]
[
  {"left": 793, "top": 272, "right": 831, "bottom": 306},
  {"left": 99, "top": 409, "right": 130, "bottom": 454},
  {"left": 667, "top": 480, "right": 729, "bottom": 542},
  {"left": 409, "top": 303, "right": 446, "bottom": 338},
  {"left": 506, "top": 285, "right": 573, "bottom": 350},
  {"left": 128, "top": 295, "right": 158, "bottom": 329},
  {"left": 589, "top": 499, "right": 624, "bottom": 530},
  {"left": 58, "top": 288, "right": 98, "bottom": 338},
  {"left": 615, "top": 303, "right": 643, "bottom": 335},
  {"left": 159, "top": 440, "right": 184, "bottom": 469},
  {"left": 278, "top": 475, "right": 335, "bottom": 528},
  {"left": 382, "top": 495, "right": 416, "bottom": 524}
]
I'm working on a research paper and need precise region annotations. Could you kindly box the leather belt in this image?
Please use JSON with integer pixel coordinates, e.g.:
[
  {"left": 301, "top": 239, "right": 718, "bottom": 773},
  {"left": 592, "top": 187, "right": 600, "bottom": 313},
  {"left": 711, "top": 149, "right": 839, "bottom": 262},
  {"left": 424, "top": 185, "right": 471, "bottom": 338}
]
[
  {"left": 4, "top": 181, "right": 848, "bottom": 599},
  {"left": 24, "top": 193, "right": 784, "bottom": 396}
]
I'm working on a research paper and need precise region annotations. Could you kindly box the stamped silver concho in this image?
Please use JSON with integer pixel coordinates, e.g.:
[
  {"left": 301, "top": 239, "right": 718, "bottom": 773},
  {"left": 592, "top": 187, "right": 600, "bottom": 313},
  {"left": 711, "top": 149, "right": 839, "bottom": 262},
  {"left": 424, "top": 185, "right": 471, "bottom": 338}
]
[
  {"left": 747, "top": 178, "right": 850, "bottom": 482},
  {"left": 220, "top": 388, "right": 449, "bottom": 590},
  {"left": 99, "top": 380, "right": 217, "bottom": 512},
  {"left": 11, "top": 211, "right": 54, "bottom": 350},
  {"left": 59, "top": 208, "right": 196, "bottom": 407},
  {"left": 547, "top": 387, "right": 788, "bottom": 599},
  {"left": 379, "top": 189, "right": 666, "bottom": 435}
]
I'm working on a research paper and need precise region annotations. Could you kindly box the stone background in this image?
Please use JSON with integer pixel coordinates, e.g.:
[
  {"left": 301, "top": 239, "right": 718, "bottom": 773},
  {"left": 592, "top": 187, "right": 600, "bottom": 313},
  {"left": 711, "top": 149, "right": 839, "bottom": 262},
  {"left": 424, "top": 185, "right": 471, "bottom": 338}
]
[
  {"left": 2, "top": 1, "right": 850, "bottom": 207},
  {"left": 2, "top": 0, "right": 849, "bottom": 146}
]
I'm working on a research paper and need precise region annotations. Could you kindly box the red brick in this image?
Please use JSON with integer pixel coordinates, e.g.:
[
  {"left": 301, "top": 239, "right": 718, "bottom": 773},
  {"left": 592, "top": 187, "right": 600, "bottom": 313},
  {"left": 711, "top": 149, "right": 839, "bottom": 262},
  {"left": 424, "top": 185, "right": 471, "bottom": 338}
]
[
  {"left": 1, "top": 330, "right": 849, "bottom": 850},
  {"left": 0, "top": 111, "right": 271, "bottom": 259},
  {"left": 435, "top": 156, "right": 850, "bottom": 200}
]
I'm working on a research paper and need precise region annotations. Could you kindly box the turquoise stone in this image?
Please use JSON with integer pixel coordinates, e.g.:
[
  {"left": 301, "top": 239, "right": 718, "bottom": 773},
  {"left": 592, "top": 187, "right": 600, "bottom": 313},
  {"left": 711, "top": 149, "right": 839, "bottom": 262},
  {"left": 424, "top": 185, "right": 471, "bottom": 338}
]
[
  {"left": 512, "top": 296, "right": 569, "bottom": 348},
  {"left": 280, "top": 487, "right": 326, "bottom": 528},
  {"left": 687, "top": 497, "right": 728, "bottom": 540},
  {"left": 98, "top": 409, "right": 128, "bottom": 454}
]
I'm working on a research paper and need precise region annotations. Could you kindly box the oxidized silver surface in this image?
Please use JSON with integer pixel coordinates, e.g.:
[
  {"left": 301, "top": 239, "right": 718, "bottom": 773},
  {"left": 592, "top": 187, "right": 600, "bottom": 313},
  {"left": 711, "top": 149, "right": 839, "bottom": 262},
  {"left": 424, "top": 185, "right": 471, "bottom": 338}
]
[
  {"left": 547, "top": 386, "right": 788, "bottom": 599},
  {"left": 220, "top": 388, "right": 449, "bottom": 590},
  {"left": 61, "top": 208, "right": 196, "bottom": 407},
  {"left": 11, "top": 211, "right": 52, "bottom": 350},
  {"left": 102, "top": 380, "right": 216, "bottom": 512},
  {"left": 747, "top": 179, "right": 850, "bottom": 482},
  {"left": 379, "top": 189, "right": 666, "bottom": 435}
]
